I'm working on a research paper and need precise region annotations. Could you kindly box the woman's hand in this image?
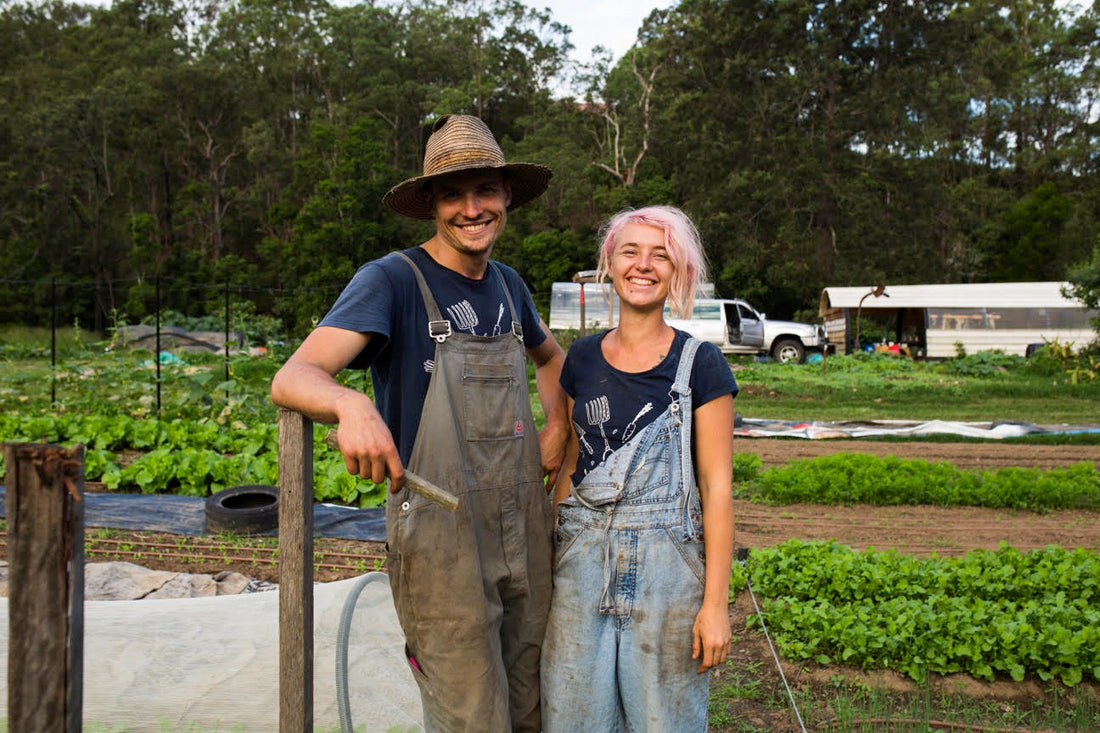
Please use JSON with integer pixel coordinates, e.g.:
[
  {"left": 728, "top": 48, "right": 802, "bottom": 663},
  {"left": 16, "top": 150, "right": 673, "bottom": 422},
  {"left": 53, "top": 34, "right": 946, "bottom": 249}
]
[{"left": 692, "top": 602, "right": 732, "bottom": 673}]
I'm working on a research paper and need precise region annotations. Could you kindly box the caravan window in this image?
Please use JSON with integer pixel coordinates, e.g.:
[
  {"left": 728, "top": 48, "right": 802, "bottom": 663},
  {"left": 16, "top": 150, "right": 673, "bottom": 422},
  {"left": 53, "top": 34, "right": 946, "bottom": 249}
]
[{"left": 927, "top": 307, "right": 1092, "bottom": 330}]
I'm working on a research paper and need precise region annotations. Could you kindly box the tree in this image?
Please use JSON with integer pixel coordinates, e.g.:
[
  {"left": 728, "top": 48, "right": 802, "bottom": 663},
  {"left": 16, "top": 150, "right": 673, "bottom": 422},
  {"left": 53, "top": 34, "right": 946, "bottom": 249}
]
[{"left": 1064, "top": 240, "right": 1100, "bottom": 337}]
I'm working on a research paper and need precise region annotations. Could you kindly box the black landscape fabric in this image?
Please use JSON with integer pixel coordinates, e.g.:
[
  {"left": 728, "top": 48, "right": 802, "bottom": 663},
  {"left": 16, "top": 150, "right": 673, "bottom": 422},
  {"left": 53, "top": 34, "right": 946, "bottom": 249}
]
[{"left": 0, "top": 486, "right": 387, "bottom": 542}]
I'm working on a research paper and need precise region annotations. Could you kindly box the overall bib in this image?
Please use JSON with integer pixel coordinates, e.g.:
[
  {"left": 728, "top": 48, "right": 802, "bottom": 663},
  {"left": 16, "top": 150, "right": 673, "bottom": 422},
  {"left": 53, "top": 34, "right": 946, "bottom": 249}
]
[
  {"left": 541, "top": 338, "right": 709, "bottom": 732},
  {"left": 385, "top": 254, "right": 553, "bottom": 732}
]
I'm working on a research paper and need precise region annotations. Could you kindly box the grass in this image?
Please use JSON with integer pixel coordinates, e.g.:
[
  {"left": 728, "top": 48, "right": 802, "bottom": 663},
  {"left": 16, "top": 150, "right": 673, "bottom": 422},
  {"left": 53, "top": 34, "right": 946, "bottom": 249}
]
[{"left": 731, "top": 350, "right": 1100, "bottom": 424}]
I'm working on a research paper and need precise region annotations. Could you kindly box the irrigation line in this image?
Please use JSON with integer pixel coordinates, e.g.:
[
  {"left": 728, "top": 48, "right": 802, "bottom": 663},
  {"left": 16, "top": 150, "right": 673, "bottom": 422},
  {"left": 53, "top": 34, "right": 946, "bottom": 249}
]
[
  {"left": 81, "top": 548, "right": 374, "bottom": 573},
  {"left": 744, "top": 565, "right": 809, "bottom": 733},
  {"left": 82, "top": 537, "right": 385, "bottom": 564},
  {"left": 0, "top": 535, "right": 386, "bottom": 575}
]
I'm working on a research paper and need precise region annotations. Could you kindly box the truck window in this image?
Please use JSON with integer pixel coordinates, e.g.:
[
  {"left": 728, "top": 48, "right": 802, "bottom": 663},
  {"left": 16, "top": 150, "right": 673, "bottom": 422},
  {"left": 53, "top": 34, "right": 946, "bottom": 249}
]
[
  {"left": 738, "top": 304, "right": 759, "bottom": 322},
  {"left": 693, "top": 303, "right": 722, "bottom": 320},
  {"left": 724, "top": 303, "right": 740, "bottom": 326}
]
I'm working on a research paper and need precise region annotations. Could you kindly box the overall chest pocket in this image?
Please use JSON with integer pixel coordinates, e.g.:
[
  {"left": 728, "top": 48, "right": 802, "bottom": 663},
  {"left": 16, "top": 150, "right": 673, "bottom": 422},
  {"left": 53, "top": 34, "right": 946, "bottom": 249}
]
[
  {"left": 462, "top": 361, "right": 522, "bottom": 441},
  {"left": 619, "top": 423, "right": 677, "bottom": 503}
]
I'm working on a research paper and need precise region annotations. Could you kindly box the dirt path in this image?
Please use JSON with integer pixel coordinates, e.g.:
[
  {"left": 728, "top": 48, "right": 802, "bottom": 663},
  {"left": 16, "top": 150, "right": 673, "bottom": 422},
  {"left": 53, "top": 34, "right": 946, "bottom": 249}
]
[{"left": 732, "top": 437, "right": 1100, "bottom": 556}]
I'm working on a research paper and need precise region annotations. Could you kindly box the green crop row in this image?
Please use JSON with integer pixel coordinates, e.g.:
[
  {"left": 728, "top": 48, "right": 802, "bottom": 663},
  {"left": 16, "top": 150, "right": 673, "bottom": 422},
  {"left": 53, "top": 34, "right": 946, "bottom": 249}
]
[
  {"left": 0, "top": 414, "right": 387, "bottom": 507},
  {"left": 0, "top": 413, "right": 277, "bottom": 455},
  {"left": 745, "top": 540, "right": 1100, "bottom": 686},
  {"left": 735, "top": 452, "right": 1100, "bottom": 512},
  {"left": 5, "top": 414, "right": 1098, "bottom": 512}
]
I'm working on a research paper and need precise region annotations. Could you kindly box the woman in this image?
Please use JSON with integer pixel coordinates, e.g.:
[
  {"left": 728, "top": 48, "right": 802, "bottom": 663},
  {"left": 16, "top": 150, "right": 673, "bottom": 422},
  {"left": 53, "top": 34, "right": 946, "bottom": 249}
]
[{"left": 541, "top": 205, "right": 737, "bottom": 731}]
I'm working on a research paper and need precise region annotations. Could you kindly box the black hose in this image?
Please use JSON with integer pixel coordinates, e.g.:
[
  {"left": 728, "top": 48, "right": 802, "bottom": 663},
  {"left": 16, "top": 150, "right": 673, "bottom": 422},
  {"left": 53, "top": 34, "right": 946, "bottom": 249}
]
[{"left": 335, "top": 571, "right": 391, "bottom": 733}]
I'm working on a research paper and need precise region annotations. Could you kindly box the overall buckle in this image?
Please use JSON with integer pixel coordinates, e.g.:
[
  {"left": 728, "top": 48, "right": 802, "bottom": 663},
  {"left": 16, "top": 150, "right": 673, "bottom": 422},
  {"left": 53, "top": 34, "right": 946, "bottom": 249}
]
[{"left": 429, "top": 320, "right": 452, "bottom": 343}]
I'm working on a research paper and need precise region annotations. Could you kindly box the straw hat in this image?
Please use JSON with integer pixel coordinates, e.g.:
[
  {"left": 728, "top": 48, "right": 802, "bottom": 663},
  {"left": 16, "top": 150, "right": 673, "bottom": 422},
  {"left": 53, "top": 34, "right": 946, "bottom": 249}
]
[{"left": 382, "top": 115, "right": 553, "bottom": 220}]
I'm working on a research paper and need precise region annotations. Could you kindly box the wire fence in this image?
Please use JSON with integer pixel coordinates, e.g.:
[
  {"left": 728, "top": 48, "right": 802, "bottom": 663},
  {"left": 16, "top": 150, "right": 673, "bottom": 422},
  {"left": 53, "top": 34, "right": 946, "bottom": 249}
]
[{"left": 0, "top": 275, "right": 347, "bottom": 416}]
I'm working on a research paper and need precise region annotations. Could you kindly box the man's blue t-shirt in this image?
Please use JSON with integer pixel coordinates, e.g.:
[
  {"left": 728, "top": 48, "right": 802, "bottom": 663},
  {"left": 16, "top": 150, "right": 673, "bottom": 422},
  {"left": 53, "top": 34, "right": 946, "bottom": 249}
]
[
  {"left": 561, "top": 329, "right": 739, "bottom": 486},
  {"left": 320, "top": 246, "right": 547, "bottom": 465}
]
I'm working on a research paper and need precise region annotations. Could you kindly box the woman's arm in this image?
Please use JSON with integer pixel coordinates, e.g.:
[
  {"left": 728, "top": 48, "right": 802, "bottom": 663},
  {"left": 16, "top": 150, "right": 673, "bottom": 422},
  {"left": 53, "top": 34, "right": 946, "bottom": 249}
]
[{"left": 691, "top": 392, "right": 735, "bottom": 673}]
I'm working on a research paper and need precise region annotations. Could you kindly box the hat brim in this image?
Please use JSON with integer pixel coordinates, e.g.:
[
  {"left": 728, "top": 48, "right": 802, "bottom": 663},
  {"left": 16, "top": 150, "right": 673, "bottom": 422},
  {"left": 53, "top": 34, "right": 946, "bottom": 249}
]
[{"left": 382, "top": 162, "right": 553, "bottom": 220}]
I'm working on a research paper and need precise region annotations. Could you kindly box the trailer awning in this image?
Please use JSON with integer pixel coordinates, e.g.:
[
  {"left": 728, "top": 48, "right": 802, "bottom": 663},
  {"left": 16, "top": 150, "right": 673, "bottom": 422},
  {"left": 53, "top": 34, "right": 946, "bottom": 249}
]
[{"left": 820, "top": 282, "right": 1084, "bottom": 312}]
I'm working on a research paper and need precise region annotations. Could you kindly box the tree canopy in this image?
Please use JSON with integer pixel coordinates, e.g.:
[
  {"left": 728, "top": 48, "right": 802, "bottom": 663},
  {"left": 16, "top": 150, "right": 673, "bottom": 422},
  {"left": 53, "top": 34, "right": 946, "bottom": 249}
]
[{"left": 1, "top": 0, "right": 1097, "bottom": 333}]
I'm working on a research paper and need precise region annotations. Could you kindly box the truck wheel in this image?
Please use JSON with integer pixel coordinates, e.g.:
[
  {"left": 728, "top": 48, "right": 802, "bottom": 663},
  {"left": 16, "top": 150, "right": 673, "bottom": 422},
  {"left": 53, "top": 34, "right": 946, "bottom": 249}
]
[{"left": 771, "top": 338, "right": 805, "bottom": 364}]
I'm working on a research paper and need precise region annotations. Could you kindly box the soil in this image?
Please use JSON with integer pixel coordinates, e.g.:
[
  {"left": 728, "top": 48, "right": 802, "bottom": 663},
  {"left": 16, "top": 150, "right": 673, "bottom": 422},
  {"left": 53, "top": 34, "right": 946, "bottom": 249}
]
[{"left": 9, "top": 437, "right": 1099, "bottom": 731}]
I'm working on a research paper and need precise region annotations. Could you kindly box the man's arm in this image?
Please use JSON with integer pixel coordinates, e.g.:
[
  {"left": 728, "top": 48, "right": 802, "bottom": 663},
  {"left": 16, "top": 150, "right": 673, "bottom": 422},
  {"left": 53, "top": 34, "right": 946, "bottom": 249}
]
[
  {"left": 551, "top": 397, "right": 578, "bottom": 507},
  {"left": 270, "top": 326, "right": 405, "bottom": 490},
  {"left": 527, "top": 319, "right": 569, "bottom": 489}
]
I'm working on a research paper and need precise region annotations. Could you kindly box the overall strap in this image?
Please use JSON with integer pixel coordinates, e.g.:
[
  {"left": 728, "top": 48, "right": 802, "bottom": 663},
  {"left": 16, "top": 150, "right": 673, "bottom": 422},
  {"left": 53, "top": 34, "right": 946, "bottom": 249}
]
[
  {"left": 670, "top": 336, "right": 703, "bottom": 409},
  {"left": 395, "top": 251, "right": 452, "bottom": 343},
  {"left": 487, "top": 261, "right": 523, "bottom": 343},
  {"left": 672, "top": 338, "right": 703, "bottom": 523},
  {"left": 397, "top": 252, "right": 522, "bottom": 344}
]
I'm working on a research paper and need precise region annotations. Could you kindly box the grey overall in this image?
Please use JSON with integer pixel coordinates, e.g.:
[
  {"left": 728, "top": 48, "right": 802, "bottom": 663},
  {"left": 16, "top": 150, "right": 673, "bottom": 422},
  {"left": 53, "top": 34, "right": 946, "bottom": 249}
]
[{"left": 385, "top": 253, "right": 553, "bottom": 732}]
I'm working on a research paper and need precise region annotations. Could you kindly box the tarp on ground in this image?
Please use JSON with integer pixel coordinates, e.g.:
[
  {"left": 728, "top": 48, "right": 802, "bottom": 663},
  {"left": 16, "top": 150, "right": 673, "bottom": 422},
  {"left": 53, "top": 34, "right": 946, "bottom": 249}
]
[
  {"left": 0, "top": 573, "right": 423, "bottom": 732},
  {"left": 0, "top": 486, "right": 387, "bottom": 541},
  {"left": 734, "top": 417, "right": 1100, "bottom": 440}
]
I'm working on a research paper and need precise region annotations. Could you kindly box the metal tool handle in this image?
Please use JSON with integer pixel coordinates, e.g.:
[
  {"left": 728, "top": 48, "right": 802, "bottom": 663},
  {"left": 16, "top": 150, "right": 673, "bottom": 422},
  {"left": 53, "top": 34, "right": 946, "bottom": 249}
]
[{"left": 323, "top": 430, "right": 459, "bottom": 512}]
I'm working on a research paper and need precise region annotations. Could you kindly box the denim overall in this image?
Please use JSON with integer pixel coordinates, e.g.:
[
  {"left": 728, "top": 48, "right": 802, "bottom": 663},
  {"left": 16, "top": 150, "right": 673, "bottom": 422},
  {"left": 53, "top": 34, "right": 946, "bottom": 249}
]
[
  {"left": 385, "top": 253, "right": 553, "bottom": 732},
  {"left": 541, "top": 338, "right": 709, "bottom": 732}
]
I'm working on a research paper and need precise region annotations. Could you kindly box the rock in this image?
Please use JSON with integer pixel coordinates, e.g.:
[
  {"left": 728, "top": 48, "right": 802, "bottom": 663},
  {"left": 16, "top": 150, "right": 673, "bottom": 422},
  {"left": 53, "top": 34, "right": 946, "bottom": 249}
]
[{"left": 0, "top": 561, "right": 259, "bottom": 601}]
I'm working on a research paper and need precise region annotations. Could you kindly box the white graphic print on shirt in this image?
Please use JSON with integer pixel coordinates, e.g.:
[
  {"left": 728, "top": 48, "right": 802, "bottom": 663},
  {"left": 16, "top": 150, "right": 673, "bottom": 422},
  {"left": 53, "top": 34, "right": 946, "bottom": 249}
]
[{"left": 446, "top": 300, "right": 479, "bottom": 333}]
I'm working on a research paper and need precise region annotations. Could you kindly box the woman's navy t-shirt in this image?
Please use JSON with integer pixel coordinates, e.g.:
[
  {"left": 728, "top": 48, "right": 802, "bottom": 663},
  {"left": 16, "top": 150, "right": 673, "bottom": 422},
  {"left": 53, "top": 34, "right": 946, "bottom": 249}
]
[
  {"left": 320, "top": 246, "right": 546, "bottom": 465},
  {"left": 561, "top": 328, "right": 739, "bottom": 486}
]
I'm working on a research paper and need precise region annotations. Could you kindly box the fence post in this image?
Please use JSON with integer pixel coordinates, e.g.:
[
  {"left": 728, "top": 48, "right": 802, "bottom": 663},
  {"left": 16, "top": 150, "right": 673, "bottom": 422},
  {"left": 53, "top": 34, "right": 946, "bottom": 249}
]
[
  {"left": 50, "top": 277, "right": 57, "bottom": 405},
  {"left": 277, "top": 409, "right": 313, "bottom": 732},
  {"left": 3, "top": 442, "right": 85, "bottom": 733}
]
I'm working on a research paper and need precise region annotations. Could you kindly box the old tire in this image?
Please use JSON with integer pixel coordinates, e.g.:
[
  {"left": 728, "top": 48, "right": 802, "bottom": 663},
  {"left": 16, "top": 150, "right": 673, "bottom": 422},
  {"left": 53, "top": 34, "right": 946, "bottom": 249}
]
[
  {"left": 771, "top": 338, "right": 805, "bottom": 364},
  {"left": 205, "top": 484, "right": 279, "bottom": 535}
]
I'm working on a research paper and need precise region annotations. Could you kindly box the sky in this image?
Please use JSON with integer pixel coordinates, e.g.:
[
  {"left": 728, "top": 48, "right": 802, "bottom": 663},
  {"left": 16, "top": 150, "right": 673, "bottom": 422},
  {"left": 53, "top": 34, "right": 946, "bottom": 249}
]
[{"left": 536, "top": 0, "right": 666, "bottom": 65}]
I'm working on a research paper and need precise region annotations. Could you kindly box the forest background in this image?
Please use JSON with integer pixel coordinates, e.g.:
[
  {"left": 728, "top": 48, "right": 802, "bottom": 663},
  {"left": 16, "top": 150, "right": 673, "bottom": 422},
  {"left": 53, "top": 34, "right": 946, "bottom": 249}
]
[{"left": 2, "top": 0, "right": 1099, "bottom": 339}]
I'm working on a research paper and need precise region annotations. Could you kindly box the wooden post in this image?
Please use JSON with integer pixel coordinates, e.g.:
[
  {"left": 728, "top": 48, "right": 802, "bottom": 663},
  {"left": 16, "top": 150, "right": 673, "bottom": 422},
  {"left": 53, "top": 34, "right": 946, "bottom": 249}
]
[
  {"left": 277, "top": 409, "right": 313, "bottom": 732},
  {"left": 4, "top": 442, "right": 84, "bottom": 733}
]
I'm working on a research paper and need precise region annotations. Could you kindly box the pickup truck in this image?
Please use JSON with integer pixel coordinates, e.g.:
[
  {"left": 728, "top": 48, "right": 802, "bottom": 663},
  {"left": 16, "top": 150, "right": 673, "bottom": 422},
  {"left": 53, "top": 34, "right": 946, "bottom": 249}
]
[
  {"left": 665, "top": 298, "right": 829, "bottom": 363},
  {"left": 548, "top": 282, "right": 828, "bottom": 363}
]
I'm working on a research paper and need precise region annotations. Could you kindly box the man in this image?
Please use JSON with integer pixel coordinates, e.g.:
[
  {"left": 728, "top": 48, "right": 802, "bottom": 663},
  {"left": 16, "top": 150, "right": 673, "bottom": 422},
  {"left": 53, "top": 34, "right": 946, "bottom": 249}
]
[{"left": 270, "top": 114, "right": 568, "bottom": 732}]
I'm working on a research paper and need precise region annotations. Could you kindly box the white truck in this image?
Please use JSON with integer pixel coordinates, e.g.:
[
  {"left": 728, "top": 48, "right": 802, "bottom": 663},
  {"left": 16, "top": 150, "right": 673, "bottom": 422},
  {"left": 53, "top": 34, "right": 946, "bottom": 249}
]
[{"left": 548, "top": 282, "right": 830, "bottom": 363}]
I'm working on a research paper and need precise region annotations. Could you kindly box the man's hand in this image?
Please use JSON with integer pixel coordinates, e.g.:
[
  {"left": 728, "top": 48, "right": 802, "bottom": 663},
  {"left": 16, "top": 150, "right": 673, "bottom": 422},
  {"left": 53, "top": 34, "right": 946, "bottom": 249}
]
[
  {"left": 334, "top": 406, "right": 406, "bottom": 493},
  {"left": 270, "top": 327, "right": 406, "bottom": 492},
  {"left": 538, "top": 419, "right": 569, "bottom": 490}
]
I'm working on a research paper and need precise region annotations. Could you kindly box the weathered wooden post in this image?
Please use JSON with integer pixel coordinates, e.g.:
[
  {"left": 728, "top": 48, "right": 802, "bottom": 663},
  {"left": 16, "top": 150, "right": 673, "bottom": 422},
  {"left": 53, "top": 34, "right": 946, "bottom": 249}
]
[
  {"left": 277, "top": 409, "right": 313, "bottom": 732},
  {"left": 3, "top": 442, "right": 85, "bottom": 733}
]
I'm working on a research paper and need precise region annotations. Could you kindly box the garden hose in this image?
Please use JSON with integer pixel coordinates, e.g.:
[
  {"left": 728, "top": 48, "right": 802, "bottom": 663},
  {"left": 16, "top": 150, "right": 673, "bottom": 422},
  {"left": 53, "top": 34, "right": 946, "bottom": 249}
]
[{"left": 336, "top": 571, "right": 391, "bottom": 733}]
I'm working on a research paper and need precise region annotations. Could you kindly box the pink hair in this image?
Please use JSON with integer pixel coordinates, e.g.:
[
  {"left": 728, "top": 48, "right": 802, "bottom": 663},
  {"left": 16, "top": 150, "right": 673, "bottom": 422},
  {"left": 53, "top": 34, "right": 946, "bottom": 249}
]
[{"left": 595, "top": 205, "right": 708, "bottom": 319}]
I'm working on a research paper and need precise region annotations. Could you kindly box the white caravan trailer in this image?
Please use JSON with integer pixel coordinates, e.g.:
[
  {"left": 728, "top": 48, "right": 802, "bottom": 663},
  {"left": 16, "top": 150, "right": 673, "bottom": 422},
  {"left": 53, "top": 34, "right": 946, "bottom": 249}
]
[{"left": 819, "top": 282, "right": 1096, "bottom": 358}]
